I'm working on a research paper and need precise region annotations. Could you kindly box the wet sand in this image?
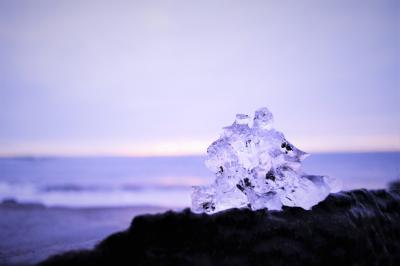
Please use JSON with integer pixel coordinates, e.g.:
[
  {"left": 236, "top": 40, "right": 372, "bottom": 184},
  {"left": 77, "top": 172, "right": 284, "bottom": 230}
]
[{"left": 0, "top": 202, "right": 168, "bottom": 266}]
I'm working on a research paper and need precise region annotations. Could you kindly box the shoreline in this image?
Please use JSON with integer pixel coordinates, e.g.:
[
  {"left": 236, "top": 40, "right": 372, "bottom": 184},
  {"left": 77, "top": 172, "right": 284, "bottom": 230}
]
[
  {"left": 0, "top": 203, "right": 169, "bottom": 266},
  {"left": 39, "top": 188, "right": 400, "bottom": 266},
  {"left": 1, "top": 181, "right": 399, "bottom": 265}
]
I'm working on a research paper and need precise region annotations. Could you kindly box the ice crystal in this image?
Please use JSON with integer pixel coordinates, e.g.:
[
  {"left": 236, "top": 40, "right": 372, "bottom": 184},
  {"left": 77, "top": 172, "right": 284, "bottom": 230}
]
[{"left": 191, "top": 107, "right": 340, "bottom": 214}]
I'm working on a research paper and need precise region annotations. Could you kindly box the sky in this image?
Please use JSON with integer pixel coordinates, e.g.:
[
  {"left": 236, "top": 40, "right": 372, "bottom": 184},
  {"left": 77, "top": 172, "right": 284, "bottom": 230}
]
[{"left": 0, "top": 0, "right": 399, "bottom": 156}]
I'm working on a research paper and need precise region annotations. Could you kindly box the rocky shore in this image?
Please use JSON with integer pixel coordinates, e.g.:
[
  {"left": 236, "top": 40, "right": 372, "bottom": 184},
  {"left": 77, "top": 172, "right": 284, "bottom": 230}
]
[{"left": 39, "top": 188, "right": 400, "bottom": 266}]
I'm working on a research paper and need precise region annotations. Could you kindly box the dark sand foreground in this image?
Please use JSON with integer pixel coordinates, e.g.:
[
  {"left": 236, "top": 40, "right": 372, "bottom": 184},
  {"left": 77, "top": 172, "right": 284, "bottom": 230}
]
[
  {"left": 0, "top": 203, "right": 167, "bottom": 266},
  {"left": 38, "top": 188, "right": 400, "bottom": 266}
]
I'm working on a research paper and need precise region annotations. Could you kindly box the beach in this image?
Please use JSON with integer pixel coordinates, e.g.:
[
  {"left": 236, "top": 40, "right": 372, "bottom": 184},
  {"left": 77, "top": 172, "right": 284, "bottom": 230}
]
[
  {"left": 1, "top": 0, "right": 398, "bottom": 264},
  {"left": 0, "top": 202, "right": 167, "bottom": 266},
  {"left": 38, "top": 189, "right": 400, "bottom": 266},
  {"left": 0, "top": 153, "right": 399, "bottom": 265}
]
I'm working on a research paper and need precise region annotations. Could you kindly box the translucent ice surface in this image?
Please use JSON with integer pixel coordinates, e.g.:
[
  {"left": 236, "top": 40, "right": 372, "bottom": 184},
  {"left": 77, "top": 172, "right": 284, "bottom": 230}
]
[{"left": 191, "top": 107, "right": 340, "bottom": 214}]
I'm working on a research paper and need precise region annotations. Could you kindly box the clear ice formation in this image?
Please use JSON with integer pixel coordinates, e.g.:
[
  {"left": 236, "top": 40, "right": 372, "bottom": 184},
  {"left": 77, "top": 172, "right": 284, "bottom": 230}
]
[{"left": 191, "top": 107, "right": 340, "bottom": 214}]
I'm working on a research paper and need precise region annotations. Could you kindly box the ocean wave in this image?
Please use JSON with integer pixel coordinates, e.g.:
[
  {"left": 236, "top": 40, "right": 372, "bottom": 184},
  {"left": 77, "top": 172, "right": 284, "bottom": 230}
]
[
  {"left": 0, "top": 181, "right": 192, "bottom": 207},
  {"left": 40, "top": 183, "right": 192, "bottom": 192}
]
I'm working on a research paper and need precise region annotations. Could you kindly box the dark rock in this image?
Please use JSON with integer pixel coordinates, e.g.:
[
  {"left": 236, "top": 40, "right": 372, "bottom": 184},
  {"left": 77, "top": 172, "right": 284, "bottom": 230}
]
[
  {"left": 38, "top": 189, "right": 400, "bottom": 266},
  {"left": 1, "top": 198, "right": 45, "bottom": 209},
  {"left": 388, "top": 179, "right": 400, "bottom": 192}
]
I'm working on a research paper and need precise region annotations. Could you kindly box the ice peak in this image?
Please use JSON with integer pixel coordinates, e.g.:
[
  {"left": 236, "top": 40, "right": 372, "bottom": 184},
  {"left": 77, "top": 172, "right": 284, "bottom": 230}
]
[
  {"left": 235, "top": 114, "right": 250, "bottom": 125},
  {"left": 253, "top": 107, "right": 274, "bottom": 129}
]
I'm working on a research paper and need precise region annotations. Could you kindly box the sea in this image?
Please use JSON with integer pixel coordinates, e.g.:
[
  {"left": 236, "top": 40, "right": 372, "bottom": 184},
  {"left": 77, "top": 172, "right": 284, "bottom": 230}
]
[{"left": 0, "top": 152, "right": 399, "bottom": 208}]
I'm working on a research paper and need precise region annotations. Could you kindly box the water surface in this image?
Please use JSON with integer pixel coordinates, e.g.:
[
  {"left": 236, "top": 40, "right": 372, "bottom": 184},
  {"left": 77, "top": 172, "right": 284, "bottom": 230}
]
[{"left": 0, "top": 152, "right": 398, "bottom": 207}]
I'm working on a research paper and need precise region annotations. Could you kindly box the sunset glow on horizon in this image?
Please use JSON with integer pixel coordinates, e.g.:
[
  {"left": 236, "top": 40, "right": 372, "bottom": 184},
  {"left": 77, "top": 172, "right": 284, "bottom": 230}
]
[{"left": 1, "top": 135, "right": 399, "bottom": 157}]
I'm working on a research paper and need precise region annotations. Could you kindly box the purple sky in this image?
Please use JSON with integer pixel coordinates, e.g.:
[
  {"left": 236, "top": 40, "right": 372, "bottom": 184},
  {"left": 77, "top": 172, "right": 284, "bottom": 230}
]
[{"left": 0, "top": 0, "right": 399, "bottom": 156}]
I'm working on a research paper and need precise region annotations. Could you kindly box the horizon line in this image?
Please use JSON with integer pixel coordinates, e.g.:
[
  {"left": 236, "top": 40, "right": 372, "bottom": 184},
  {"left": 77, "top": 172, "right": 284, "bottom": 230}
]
[
  {"left": 1, "top": 149, "right": 400, "bottom": 158},
  {"left": 1, "top": 135, "right": 399, "bottom": 158}
]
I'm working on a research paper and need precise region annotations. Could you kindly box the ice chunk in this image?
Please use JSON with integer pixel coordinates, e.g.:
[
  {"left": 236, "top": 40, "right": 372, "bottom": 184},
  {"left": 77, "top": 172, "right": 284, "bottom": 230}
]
[
  {"left": 191, "top": 107, "right": 340, "bottom": 214},
  {"left": 253, "top": 107, "right": 274, "bottom": 129}
]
